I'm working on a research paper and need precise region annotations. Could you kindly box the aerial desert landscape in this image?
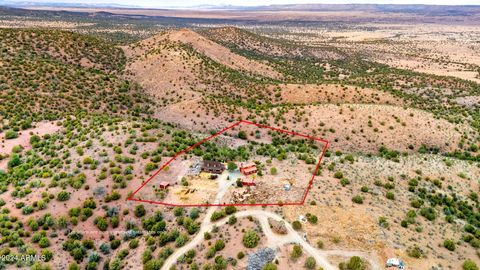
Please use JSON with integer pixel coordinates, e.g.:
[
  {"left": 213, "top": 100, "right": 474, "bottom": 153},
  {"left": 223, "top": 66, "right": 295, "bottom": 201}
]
[{"left": 0, "top": 2, "right": 479, "bottom": 270}]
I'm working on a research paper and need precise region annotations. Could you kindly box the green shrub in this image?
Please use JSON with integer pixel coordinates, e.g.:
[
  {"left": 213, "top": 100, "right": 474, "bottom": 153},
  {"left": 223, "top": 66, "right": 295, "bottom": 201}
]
[
  {"left": 129, "top": 239, "right": 139, "bottom": 249},
  {"left": 39, "top": 237, "right": 50, "bottom": 248},
  {"left": 22, "top": 205, "right": 34, "bottom": 215},
  {"left": 189, "top": 208, "right": 200, "bottom": 219},
  {"left": 340, "top": 256, "right": 365, "bottom": 270},
  {"left": 307, "top": 214, "right": 318, "bottom": 224},
  {"left": 145, "top": 162, "right": 158, "bottom": 173},
  {"left": 463, "top": 260, "right": 479, "bottom": 270},
  {"left": 262, "top": 263, "right": 277, "bottom": 270},
  {"left": 175, "top": 234, "right": 188, "bottom": 247},
  {"left": 304, "top": 257, "right": 316, "bottom": 269},
  {"left": 290, "top": 244, "right": 302, "bottom": 260},
  {"left": 134, "top": 205, "right": 146, "bottom": 217},
  {"left": 443, "top": 239, "right": 456, "bottom": 251},
  {"left": 12, "top": 145, "right": 23, "bottom": 153},
  {"left": 225, "top": 206, "right": 237, "bottom": 215},
  {"left": 333, "top": 171, "right": 344, "bottom": 179},
  {"left": 407, "top": 245, "right": 423, "bottom": 258},
  {"left": 210, "top": 210, "right": 226, "bottom": 221},
  {"left": 57, "top": 191, "right": 71, "bottom": 201},
  {"left": 340, "top": 178, "right": 350, "bottom": 186},
  {"left": 8, "top": 154, "right": 22, "bottom": 168},
  {"left": 5, "top": 130, "right": 18, "bottom": 139},
  {"left": 316, "top": 240, "right": 324, "bottom": 249},
  {"left": 227, "top": 162, "right": 238, "bottom": 171},
  {"left": 95, "top": 217, "right": 108, "bottom": 231},
  {"left": 237, "top": 251, "right": 245, "bottom": 259},
  {"left": 238, "top": 131, "right": 247, "bottom": 139},
  {"left": 352, "top": 195, "right": 363, "bottom": 204},
  {"left": 420, "top": 207, "right": 436, "bottom": 221},
  {"left": 292, "top": 220, "right": 302, "bottom": 230},
  {"left": 214, "top": 239, "right": 225, "bottom": 251},
  {"left": 242, "top": 230, "right": 260, "bottom": 248}
]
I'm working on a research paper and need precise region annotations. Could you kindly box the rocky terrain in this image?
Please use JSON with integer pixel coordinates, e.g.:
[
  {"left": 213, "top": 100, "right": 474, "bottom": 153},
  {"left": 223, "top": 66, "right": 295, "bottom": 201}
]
[{"left": 0, "top": 4, "right": 478, "bottom": 270}]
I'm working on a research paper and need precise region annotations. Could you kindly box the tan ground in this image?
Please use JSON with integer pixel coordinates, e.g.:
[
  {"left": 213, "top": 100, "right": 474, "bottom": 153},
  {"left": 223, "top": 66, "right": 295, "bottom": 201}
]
[
  {"left": 158, "top": 101, "right": 471, "bottom": 153},
  {"left": 123, "top": 28, "right": 280, "bottom": 104},
  {"left": 123, "top": 35, "right": 203, "bottom": 104},
  {"left": 279, "top": 23, "right": 480, "bottom": 83},
  {"left": 300, "top": 153, "right": 480, "bottom": 269},
  {"left": 166, "top": 29, "right": 281, "bottom": 79},
  {"left": 224, "top": 156, "right": 314, "bottom": 205},
  {"left": 278, "top": 83, "right": 403, "bottom": 105},
  {"left": 1, "top": 6, "right": 479, "bottom": 269}
]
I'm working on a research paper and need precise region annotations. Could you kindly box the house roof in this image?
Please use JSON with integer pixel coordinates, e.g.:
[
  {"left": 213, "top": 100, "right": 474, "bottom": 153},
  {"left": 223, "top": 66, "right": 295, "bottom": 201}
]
[
  {"left": 242, "top": 166, "right": 257, "bottom": 173},
  {"left": 202, "top": 160, "right": 225, "bottom": 170},
  {"left": 240, "top": 162, "right": 256, "bottom": 169},
  {"left": 159, "top": 181, "right": 169, "bottom": 186}
]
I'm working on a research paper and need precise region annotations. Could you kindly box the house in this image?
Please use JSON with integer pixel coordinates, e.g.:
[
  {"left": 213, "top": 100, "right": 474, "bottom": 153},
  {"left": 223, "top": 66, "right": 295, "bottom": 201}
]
[
  {"left": 201, "top": 160, "right": 225, "bottom": 174},
  {"left": 159, "top": 181, "right": 170, "bottom": 189},
  {"left": 240, "top": 162, "right": 257, "bottom": 175},
  {"left": 241, "top": 179, "right": 256, "bottom": 186}
]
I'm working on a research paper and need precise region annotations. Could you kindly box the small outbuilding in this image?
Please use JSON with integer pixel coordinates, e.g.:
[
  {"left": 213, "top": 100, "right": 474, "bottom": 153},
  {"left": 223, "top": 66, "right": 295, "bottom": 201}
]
[
  {"left": 159, "top": 181, "right": 170, "bottom": 189},
  {"left": 241, "top": 179, "right": 256, "bottom": 186},
  {"left": 201, "top": 160, "right": 225, "bottom": 174},
  {"left": 240, "top": 162, "right": 257, "bottom": 176}
]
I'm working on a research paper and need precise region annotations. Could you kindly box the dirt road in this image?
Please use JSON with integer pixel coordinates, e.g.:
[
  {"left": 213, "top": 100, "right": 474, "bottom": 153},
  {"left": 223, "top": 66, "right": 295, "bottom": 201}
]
[
  {"left": 161, "top": 167, "right": 381, "bottom": 269},
  {"left": 162, "top": 208, "right": 382, "bottom": 270}
]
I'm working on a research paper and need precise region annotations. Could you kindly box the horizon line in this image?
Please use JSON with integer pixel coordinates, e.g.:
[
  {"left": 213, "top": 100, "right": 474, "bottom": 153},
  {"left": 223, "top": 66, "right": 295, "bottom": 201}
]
[{"left": 2, "top": 1, "right": 480, "bottom": 9}]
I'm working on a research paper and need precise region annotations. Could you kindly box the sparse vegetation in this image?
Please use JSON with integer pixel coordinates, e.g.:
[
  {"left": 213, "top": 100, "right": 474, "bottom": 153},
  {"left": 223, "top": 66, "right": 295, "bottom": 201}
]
[{"left": 0, "top": 7, "right": 477, "bottom": 270}]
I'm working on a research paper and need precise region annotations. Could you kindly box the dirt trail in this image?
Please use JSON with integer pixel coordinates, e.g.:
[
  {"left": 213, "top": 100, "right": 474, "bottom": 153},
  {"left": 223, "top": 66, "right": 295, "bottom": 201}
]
[{"left": 162, "top": 209, "right": 382, "bottom": 270}]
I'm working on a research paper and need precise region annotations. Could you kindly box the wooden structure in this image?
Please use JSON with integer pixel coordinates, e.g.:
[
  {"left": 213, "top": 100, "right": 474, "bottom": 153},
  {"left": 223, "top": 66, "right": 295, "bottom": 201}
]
[
  {"left": 159, "top": 181, "right": 170, "bottom": 189},
  {"left": 241, "top": 179, "right": 256, "bottom": 186},
  {"left": 240, "top": 162, "right": 257, "bottom": 176},
  {"left": 201, "top": 160, "right": 225, "bottom": 174}
]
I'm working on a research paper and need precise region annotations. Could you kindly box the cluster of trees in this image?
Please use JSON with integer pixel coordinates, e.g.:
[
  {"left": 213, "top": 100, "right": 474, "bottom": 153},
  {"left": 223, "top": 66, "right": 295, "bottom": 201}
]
[{"left": 0, "top": 29, "right": 153, "bottom": 134}]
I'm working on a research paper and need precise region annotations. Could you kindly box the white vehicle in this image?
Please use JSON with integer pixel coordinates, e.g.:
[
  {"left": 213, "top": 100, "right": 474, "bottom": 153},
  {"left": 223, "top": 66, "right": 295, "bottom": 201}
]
[{"left": 386, "top": 258, "right": 405, "bottom": 269}]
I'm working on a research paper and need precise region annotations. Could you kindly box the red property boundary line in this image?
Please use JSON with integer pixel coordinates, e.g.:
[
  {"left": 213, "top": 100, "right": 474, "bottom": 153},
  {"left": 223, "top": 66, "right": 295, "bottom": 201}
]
[{"left": 127, "top": 120, "right": 329, "bottom": 207}]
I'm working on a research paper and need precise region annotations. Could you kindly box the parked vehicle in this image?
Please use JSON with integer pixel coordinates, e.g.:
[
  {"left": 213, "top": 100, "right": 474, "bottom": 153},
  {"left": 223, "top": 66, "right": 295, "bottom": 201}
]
[{"left": 386, "top": 258, "right": 405, "bottom": 269}]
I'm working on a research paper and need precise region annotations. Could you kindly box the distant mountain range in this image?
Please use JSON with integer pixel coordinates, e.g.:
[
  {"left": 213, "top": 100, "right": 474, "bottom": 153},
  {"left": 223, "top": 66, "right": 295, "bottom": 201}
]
[
  {"left": 247, "top": 3, "right": 480, "bottom": 16},
  {"left": 0, "top": 1, "right": 140, "bottom": 8},
  {"left": 0, "top": 1, "right": 479, "bottom": 16}
]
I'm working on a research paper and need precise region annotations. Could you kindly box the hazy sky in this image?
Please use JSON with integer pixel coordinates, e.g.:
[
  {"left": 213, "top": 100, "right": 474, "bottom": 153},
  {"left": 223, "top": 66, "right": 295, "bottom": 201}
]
[{"left": 4, "top": 0, "right": 480, "bottom": 7}]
